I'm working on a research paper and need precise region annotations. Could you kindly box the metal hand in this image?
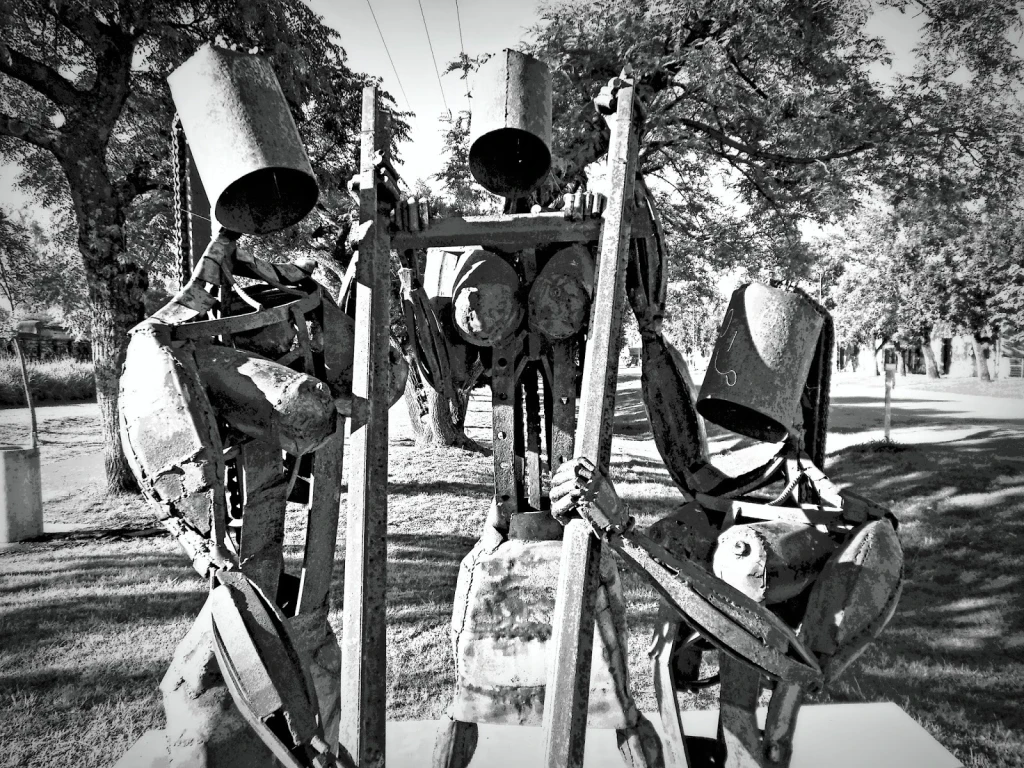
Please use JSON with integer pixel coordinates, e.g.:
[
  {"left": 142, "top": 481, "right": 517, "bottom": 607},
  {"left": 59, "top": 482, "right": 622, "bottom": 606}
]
[{"left": 550, "top": 456, "right": 629, "bottom": 532}]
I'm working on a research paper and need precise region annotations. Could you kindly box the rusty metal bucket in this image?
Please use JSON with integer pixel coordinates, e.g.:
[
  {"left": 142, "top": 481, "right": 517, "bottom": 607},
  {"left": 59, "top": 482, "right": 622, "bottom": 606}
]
[
  {"left": 697, "top": 283, "right": 823, "bottom": 442},
  {"left": 469, "top": 49, "right": 552, "bottom": 199},
  {"left": 168, "top": 44, "right": 318, "bottom": 234}
]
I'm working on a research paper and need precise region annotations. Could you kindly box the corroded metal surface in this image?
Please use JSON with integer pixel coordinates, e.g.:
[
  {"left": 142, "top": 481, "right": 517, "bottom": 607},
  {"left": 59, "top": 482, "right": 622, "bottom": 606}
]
[
  {"left": 542, "top": 78, "right": 641, "bottom": 768},
  {"left": 168, "top": 44, "right": 318, "bottom": 234},
  {"left": 391, "top": 212, "right": 612, "bottom": 250},
  {"left": 799, "top": 519, "right": 903, "bottom": 682},
  {"left": 697, "top": 283, "right": 824, "bottom": 442},
  {"left": 712, "top": 521, "right": 836, "bottom": 605},
  {"left": 529, "top": 245, "right": 594, "bottom": 340},
  {"left": 119, "top": 326, "right": 226, "bottom": 537},
  {"left": 193, "top": 344, "right": 337, "bottom": 456},
  {"left": 449, "top": 538, "right": 635, "bottom": 729},
  {"left": 469, "top": 49, "right": 552, "bottom": 198},
  {"left": 338, "top": 86, "right": 391, "bottom": 768},
  {"left": 451, "top": 249, "right": 523, "bottom": 346}
]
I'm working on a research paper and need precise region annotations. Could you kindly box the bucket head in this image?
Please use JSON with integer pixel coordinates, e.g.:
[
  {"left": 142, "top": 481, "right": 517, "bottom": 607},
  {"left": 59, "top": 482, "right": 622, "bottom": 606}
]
[
  {"left": 469, "top": 50, "right": 552, "bottom": 199},
  {"left": 697, "top": 283, "right": 824, "bottom": 442},
  {"left": 168, "top": 44, "right": 319, "bottom": 234}
]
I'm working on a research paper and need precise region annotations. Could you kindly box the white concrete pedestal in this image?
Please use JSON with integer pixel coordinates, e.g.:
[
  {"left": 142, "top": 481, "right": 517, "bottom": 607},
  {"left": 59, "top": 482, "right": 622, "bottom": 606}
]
[
  {"left": 0, "top": 446, "right": 43, "bottom": 543},
  {"left": 115, "top": 702, "right": 961, "bottom": 767}
]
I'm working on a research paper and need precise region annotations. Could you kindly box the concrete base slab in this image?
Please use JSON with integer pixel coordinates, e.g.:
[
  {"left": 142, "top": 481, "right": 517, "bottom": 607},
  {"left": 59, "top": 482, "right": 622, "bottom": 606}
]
[{"left": 114, "top": 702, "right": 960, "bottom": 767}]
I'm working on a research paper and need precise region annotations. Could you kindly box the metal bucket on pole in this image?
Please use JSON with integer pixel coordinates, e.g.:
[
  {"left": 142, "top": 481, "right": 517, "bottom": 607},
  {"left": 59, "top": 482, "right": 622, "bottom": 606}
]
[
  {"left": 469, "top": 49, "right": 552, "bottom": 199},
  {"left": 168, "top": 44, "right": 319, "bottom": 234},
  {"left": 697, "top": 282, "right": 824, "bottom": 442}
]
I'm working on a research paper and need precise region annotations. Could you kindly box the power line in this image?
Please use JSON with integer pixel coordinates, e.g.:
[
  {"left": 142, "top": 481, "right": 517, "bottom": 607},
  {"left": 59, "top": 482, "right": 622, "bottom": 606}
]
[
  {"left": 364, "top": 0, "right": 411, "bottom": 108},
  {"left": 416, "top": 0, "right": 450, "bottom": 118},
  {"left": 453, "top": 0, "right": 472, "bottom": 110}
]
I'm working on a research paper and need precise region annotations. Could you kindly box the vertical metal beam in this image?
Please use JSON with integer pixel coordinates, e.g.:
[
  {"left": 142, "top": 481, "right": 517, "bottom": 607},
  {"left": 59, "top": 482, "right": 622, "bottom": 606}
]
[
  {"left": 492, "top": 337, "right": 519, "bottom": 529},
  {"left": 542, "top": 81, "right": 640, "bottom": 768},
  {"left": 547, "top": 339, "right": 577, "bottom": 475},
  {"left": 339, "top": 86, "right": 391, "bottom": 768},
  {"left": 524, "top": 366, "right": 543, "bottom": 510}
]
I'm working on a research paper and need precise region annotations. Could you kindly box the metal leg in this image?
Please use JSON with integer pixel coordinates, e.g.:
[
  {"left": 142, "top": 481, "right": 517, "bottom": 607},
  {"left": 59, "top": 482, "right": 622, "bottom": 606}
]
[{"left": 432, "top": 716, "right": 479, "bottom": 768}]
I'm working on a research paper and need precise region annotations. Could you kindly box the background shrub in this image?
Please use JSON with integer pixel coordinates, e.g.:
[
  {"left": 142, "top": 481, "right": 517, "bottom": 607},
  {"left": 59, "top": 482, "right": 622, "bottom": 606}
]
[{"left": 0, "top": 357, "right": 95, "bottom": 406}]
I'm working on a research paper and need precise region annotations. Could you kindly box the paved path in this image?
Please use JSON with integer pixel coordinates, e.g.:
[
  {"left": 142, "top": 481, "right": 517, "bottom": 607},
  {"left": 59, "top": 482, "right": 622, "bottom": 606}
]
[
  {"left": 611, "top": 367, "right": 1024, "bottom": 478},
  {"left": 8, "top": 370, "right": 1023, "bottom": 504}
]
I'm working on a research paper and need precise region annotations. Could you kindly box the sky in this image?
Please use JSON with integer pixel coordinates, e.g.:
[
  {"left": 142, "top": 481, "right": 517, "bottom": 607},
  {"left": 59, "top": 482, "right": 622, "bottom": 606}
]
[
  {"left": 308, "top": 0, "right": 545, "bottom": 188},
  {"left": 313, "top": 0, "right": 925, "bottom": 189},
  {"left": 0, "top": 1, "right": 927, "bottom": 223}
]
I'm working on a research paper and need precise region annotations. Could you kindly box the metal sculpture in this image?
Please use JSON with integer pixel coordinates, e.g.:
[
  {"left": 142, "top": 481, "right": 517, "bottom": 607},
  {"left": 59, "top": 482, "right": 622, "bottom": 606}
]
[
  {"left": 393, "top": 55, "right": 663, "bottom": 768},
  {"left": 548, "top": 275, "right": 904, "bottom": 768},
  {"left": 115, "top": 39, "right": 905, "bottom": 768},
  {"left": 118, "top": 45, "right": 402, "bottom": 768}
]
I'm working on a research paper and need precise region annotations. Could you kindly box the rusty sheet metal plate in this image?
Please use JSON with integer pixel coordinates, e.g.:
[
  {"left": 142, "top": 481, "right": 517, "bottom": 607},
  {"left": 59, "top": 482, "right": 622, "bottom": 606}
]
[
  {"left": 799, "top": 519, "right": 903, "bottom": 682},
  {"left": 119, "top": 326, "right": 226, "bottom": 537}
]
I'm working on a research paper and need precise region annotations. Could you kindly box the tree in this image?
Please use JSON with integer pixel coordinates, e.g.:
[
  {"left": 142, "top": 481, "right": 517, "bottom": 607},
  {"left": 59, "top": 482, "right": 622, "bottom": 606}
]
[
  {"left": 0, "top": 209, "right": 89, "bottom": 331},
  {"left": 522, "top": 0, "right": 1024, "bottom": 304},
  {"left": 0, "top": 1, "right": 406, "bottom": 491},
  {"left": 936, "top": 207, "right": 1024, "bottom": 380},
  {"left": 396, "top": 112, "right": 498, "bottom": 449},
  {"left": 0, "top": 210, "right": 35, "bottom": 315},
  {"left": 433, "top": 111, "right": 499, "bottom": 218}
]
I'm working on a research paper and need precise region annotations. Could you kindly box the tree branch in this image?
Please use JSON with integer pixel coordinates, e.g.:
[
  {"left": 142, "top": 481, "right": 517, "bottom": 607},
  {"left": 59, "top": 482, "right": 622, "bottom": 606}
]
[
  {"left": 0, "top": 40, "right": 83, "bottom": 108},
  {"left": 44, "top": 1, "right": 112, "bottom": 52},
  {"left": 116, "top": 165, "right": 165, "bottom": 207},
  {"left": 725, "top": 50, "right": 770, "bottom": 100},
  {"left": 676, "top": 114, "right": 876, "bottom": 165},
  {"left": 0, "top": 110, "right": 60, "bottom": 154}
]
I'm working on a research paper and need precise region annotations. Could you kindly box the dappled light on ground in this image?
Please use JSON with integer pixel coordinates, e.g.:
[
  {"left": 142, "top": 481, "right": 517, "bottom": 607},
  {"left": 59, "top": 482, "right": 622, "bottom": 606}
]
[
  {"left": 1, "top": 369, "right": 1022, "bottom": 766},
  {"left": 821, "top": 430, "right": 1024, "bottom": 767}
]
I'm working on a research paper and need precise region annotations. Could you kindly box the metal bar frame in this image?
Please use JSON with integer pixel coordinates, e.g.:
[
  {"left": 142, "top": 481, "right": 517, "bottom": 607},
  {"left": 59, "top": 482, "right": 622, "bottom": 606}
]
[
  {"left": 541, "top": 81, "right": 642, "bottom": 768},
  {"left": 338, "top": 86, "right": 392, "bottom": 768}
]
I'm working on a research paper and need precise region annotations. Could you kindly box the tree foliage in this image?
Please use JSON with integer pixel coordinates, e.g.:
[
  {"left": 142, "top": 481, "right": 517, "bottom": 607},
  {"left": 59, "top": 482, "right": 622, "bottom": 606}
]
[
  {"left": 523, "top": 0, "right": 1024, "bottom": 279},
  {"left": 0, "top": 0, "right": 408, "bottom": 491},
  {"left": 0, "top": 209, "right": 88, "bottom": 332},
  {"left": 432, "top": 111, "right": 498, "bottom": 217}
]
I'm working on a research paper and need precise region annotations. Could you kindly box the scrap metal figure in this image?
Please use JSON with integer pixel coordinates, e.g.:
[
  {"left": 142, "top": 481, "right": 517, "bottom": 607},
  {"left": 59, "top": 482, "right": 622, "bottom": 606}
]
[
  {"left": 399, "top": 53, "right": 903, "bottom": 768},
  {"left": 394, "top": 52, "right": 665, "bottom": 768},
  {"left": 118, "top": 46, "right": 404, "bottom": 768},
  {"left": 550, "top": 275, "right": 904, "bottom": 768}
]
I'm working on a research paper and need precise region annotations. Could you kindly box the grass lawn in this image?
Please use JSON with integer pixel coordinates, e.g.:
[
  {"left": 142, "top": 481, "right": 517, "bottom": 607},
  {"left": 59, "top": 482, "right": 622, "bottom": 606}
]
[{"left": 1, "top": 370, "right": 1023, "bottom": 767}]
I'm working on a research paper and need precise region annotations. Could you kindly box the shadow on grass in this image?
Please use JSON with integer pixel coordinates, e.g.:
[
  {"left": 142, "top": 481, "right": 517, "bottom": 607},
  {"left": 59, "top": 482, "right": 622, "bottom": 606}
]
[
  {"left": 0, "top": 551, "right": 205, "bottom": 658},
  {"left": 818, "top": 429, "right": 1024, "bottom": 764},
  {"left": 828, "top": 396, "right": 1024, "bottom": 433},
  {"left": 388, "top": 480, "right": 494, "bottom": 497}
]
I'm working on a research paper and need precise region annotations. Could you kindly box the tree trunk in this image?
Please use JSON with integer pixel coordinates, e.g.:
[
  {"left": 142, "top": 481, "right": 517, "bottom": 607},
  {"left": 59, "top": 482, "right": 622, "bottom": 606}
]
[
  {"left": 64, "top": 155, "right": 148, "bottom": 494},
  {"left": 972, "top": 333, "right": 991, "bottom": 382},
  {"left": 993, "top": 332, "right": 1001, "bottom": 380},
  {"left": 897, "top": 347, "right": 907, "bottom": 376},
  {"left": 402, "top": 357, "right": 472, "bottom": 447},
  {"left": 921, "top": 340, "right": 940, "bottom": 378}
]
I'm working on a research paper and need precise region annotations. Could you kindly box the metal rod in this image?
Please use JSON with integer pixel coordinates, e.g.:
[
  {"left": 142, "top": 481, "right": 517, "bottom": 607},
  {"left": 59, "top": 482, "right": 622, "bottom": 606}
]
[
  {"left": 541, "top": 79, "right": 641, "bottom": 768},
  {"left": 339, "top": 86, "right": 390, "bottom": 768}
]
